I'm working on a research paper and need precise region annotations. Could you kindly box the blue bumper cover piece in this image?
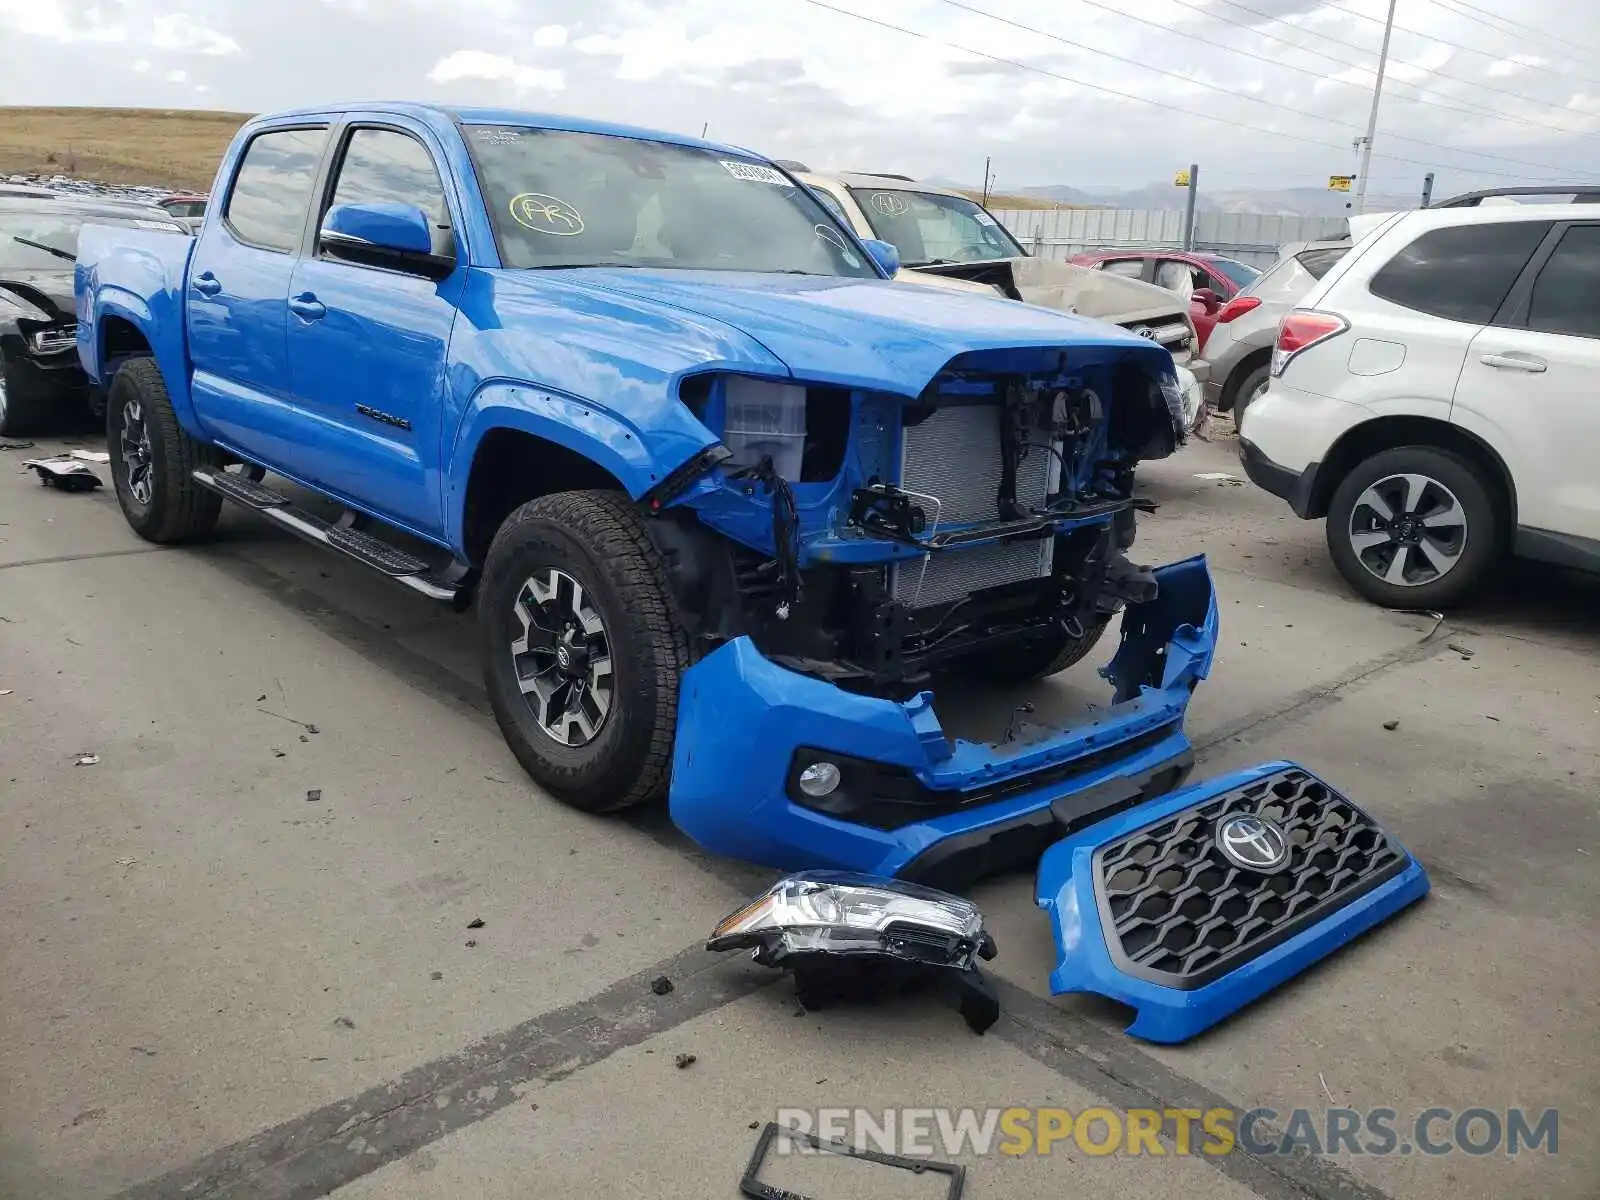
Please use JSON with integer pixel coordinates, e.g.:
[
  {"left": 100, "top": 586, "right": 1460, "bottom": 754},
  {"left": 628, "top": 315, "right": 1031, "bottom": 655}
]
[
  {"left": 669, "top": 556, "right": 1218, "bottom": 886},
  {"left": 1036, "top": 761, "right": 1430, "bottom": 1044}
]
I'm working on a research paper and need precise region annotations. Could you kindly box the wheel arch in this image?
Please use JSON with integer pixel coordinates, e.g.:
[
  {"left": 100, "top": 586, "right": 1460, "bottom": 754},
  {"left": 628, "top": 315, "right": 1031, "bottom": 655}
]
[
  {"left": 457, "top": 426, "right": 632, "bottom": 567},
  {"left": 1309, "top": 415, "right": 1517, "bottom": 527},
  {"left": 1218, "top": 347, "right": 1272, "bottom": 412}
]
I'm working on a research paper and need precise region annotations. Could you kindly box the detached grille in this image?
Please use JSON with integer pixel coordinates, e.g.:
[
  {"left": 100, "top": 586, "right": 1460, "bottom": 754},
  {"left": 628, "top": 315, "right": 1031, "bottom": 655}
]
[
  {"left": 894, "top": 402, "right": 1055, "bottom": 609},
  {"left": 1121, "top": 319, "right": 1192, "bottom": 364},
  {"left": 1093, "top": 768, "right": 1407, "bottom": 989}
]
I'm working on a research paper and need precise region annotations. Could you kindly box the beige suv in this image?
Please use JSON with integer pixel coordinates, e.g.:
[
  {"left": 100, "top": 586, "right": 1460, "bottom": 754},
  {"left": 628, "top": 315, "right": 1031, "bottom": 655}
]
[{"left": 789, "top": 165, "right": 1208, "bottom": 424}]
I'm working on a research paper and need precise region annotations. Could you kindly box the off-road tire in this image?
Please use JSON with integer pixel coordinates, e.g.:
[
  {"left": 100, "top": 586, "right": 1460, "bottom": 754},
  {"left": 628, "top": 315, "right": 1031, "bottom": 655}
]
[
  {"left": 953, "top": 616, "right": 1111, "bottom": 684},
  {"left": 479, "top": 490, "right": 689, "bottom": 813},
  {"left": 107, "top": 357, "right": 223, "bottom": 543},
  {"left": 1325, "top": 445, "right": 1501, "bottom": 609},
  {"left": 0, "top": 358, "right": 56, "bottom": 438}
]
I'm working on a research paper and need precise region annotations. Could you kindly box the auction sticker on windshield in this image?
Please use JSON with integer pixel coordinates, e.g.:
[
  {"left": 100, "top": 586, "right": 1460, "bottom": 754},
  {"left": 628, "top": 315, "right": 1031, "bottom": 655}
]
[
  {"left": 508, "top": 193, "right": 585, "bottom": 236},
  {"left": 870, "top": 192, "right": 911, "bottom": 218},
  {"left": 720, "top": 160, "right": 792, "bottom": 186}
]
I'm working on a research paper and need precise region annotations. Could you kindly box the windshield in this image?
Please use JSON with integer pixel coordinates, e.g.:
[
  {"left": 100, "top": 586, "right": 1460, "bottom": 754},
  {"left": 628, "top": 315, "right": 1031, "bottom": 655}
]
[
  {"left": 846, "top": 187, "right": 1025, "bottom": 265},
  {"left": 1207, "top": 257, "right": 1261, "bottom": 288},
  {"left": 0, "top": 210, "right": 182, "bottom": 271},
  {"left": 466, "top": 127, "right": 877, "bottom": 277}
]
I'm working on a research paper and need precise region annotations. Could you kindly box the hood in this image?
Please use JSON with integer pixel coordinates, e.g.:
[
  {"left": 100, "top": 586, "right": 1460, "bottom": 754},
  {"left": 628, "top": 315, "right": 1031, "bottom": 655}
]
[
  {"left": 0, "top": 270, "right": 74, "bottom": 322},
  {"left": 533, "top": 268, "right": 1172, "bottom": 394},
  {"left": 912, "top": 258, "right": 1189, "bottom": 325}
]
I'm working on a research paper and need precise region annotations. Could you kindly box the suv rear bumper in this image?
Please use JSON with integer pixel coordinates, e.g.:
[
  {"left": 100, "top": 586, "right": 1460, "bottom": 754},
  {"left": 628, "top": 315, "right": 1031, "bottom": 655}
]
[
  {"left": 1239, "top": 437, "right": 1319, "bottom": 519},
  {"left": 669, "top": 557, "right": 1219, "bottom": 892}
]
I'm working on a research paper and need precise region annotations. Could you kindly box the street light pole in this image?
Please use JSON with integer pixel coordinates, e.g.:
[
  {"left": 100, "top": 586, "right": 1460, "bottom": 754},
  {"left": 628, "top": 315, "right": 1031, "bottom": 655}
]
[{"left": 1353, "top": 0, "right": 1398, "bottom": 216}]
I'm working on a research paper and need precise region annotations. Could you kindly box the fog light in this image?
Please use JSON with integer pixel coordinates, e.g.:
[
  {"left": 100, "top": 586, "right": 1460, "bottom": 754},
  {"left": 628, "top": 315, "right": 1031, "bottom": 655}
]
[{"left": 797, "top": 761, "right": 842, "bottom": 797}]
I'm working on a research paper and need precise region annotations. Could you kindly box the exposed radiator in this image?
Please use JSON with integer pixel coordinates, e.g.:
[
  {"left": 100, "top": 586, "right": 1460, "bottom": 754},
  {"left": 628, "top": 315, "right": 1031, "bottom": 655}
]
[
  {"left": 899, "top": 402, "right": 1052, "bottom": 524},
  {"left": 892, "top": 537, "right": 1052, "bottom": 609},
  {"left": 893, "top": 401, "right": 1058, "bottom": 610}
]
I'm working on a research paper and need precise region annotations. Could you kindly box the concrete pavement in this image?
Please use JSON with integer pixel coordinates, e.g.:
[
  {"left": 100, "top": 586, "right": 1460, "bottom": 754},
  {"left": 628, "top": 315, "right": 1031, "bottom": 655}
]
[{"left": 1, "top": 427, "right": 1594, "bottom": 1199}]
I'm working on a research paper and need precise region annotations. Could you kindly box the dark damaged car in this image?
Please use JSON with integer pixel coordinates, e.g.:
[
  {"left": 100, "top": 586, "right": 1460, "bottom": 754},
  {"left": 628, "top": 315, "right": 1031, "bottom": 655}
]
[
  {"left": 0, "top": 197, "right": 187, "bottom": 436},
  {"left": 74, "top": 104, "right": 1218, "bottom": 887}
]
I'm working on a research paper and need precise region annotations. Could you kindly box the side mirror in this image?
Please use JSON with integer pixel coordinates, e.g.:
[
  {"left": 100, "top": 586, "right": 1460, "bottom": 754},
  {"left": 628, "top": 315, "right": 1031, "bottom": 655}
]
[
  {"left": 861, "top": 237, "right": 901, "bottom": 277},
  {"left": 320, "top": 202, "right": 453, "bottom": 279},
  {"left": 1193, "top": 287, "right": 1222, "bottom": 312}
]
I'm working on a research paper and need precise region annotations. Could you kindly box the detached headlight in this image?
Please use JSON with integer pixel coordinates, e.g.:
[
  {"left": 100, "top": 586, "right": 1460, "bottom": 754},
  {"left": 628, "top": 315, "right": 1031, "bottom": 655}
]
[{"left": 707, "top": 872, "right": 1000, "bottom": 1032}]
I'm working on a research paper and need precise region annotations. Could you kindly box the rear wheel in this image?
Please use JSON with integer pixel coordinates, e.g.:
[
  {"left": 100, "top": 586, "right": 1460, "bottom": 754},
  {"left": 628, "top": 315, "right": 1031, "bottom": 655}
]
[
  {"left": 106, "top": 358, "right": 223, "bottom": 542},
  {"left": 479, "top": 490, "right": 689, "bottom": 812},
  {"left": 951, "top": 616, "right": 1111, "bottom": 684},
  {"left": 1229, "top": 363, "right": 1270, "bottom": 427},
  {"left": 1325, "top": 445, "right": 1501, "bottom": 608}
]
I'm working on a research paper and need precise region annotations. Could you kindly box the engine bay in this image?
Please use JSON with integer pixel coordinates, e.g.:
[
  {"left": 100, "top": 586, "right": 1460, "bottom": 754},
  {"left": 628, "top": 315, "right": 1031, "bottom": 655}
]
[{"left": 655, "top": 344, "right": 1189, "bottom": 693}]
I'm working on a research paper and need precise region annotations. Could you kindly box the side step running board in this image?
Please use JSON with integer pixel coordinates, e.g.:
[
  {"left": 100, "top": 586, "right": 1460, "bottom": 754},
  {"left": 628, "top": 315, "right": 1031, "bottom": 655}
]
[{"left": 192, "top": 467, "right": 463, "bottom": 603}]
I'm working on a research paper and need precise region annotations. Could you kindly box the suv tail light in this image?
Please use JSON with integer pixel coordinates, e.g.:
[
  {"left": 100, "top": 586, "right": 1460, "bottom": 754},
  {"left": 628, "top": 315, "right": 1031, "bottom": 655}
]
[
  {"left": 1214, "top": 295, "right": 1261, "bottom": 324},
  {"left": 1271, "top": 310, "right": 1348, "bottom": 377}
]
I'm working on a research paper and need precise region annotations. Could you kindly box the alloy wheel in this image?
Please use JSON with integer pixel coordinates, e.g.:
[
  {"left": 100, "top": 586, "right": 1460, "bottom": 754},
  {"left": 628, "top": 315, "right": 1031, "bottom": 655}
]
[
  {"left": 1347, "top": 472, "right": 1467, "bottom": 587},
  {"left": 120, "top": 395, "right": 155, "bottom": 504},
  {"left": 509, "top": 567, "right": 614, "bottom": 747}
]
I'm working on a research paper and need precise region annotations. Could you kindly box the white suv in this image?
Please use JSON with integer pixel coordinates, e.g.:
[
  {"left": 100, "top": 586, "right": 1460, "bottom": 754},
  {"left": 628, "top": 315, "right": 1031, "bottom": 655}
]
[{"left": 1238, "top": 202, "right": 1600, "bottom": 607}]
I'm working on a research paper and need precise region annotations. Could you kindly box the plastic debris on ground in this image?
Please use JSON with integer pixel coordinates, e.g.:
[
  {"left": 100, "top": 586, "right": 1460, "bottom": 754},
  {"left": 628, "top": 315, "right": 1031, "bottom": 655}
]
[
  {"left": 21, "top": 456, "right": 102, "bottom": 491},
  {"left": 706, "top": 873, "right": 1000, "bottom": 1035}
]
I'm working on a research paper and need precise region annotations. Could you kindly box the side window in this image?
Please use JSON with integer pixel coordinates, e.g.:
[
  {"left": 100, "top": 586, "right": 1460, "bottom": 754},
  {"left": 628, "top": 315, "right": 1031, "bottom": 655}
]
[
  {"left": 326, "top": 128, "right": 452, "bottom": 256},
  {"left": 1368, "top": 222, "right": 1549, "bottom": 324},
  {"left": 1100, "top": 258, "right": 1144, "bottom": 278},
  {"left": 1526, "top": 225, "right": 1600, "bottom": 340},
  {"left": 225, "top": 127, "right": 330, "bottom": 253}
]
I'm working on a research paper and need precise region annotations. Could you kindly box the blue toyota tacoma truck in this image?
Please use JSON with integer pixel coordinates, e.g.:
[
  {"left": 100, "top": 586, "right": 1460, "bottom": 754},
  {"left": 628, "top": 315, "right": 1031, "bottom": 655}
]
[{"left": 75, "top": 103, "right": 1221, "bottom": 888}]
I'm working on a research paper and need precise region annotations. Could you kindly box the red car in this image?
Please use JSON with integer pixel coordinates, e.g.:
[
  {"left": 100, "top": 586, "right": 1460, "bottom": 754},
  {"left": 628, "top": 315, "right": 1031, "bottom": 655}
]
[{"left": 1069, "top": 251, "right": 1260, "bottom": 350}]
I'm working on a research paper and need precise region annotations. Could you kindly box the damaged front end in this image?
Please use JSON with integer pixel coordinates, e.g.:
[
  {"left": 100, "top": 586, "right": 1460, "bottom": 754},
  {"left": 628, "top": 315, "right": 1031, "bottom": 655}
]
[{"left": 653, "top": 331, "right": 1213, "bottom": 886}]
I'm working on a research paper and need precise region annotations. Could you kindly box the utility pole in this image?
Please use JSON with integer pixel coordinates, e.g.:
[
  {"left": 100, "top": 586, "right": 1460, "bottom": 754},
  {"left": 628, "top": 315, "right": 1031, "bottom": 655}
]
[
  {"left": 1420, "top": 171, "right": 1435, "bottom": 208},
  {"left": 981, "top": 156, "right": 993, "bottom": 206},
  {"left": 1181, "top": 163, "right": 1199, "bottom": 251},
  {"left": 700, "top": 121, "right": 709, "bottom": 138},
  {"left": 1353, "top": 0, "right": 1398, "bottom": 216}
]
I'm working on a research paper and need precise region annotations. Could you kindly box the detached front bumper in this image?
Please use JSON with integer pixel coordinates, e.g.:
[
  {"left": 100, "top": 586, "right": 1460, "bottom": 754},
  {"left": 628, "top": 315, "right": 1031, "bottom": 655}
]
[{"left": 669, "top": 557, "right": 1219, "bottom": 891}]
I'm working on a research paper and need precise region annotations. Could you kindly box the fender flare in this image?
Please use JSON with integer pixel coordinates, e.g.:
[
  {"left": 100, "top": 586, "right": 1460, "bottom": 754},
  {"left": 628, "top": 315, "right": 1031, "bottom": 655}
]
[
  {"left": 92, "top": 288, "right": 201, "bottom": 431},
  {"left": 443, "top": 381, "right": 716, "bottom": 552}
]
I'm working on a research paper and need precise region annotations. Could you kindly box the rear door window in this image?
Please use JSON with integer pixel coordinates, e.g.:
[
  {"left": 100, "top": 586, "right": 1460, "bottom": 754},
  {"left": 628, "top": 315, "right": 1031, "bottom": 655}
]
[
  {"left": 1367, "top": 221, "right": 1550, "bottom": 324},
  {"left": 1099, "top": 258, "right": 1145, "bottom": 278},
  {"left": 1525, "top": 224, "right": 1600, "bottom": 340},
  {"left": 224, "top": 127, "right": 330, "bottom": 253}
]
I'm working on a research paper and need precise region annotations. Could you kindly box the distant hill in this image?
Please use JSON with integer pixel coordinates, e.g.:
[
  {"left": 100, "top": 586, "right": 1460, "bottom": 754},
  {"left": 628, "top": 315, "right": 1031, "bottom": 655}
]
[
  {"left": 0, "top": 107, "right": 249, "bottom": 191},
  {"left": 1016, "top": 182, "right": 1418, "bottom": 217}
]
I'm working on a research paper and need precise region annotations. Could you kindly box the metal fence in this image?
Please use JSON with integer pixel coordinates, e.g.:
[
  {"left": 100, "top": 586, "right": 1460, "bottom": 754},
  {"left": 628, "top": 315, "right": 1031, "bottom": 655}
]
[{"left": 989, "top": 207, "right": 1350, "bottom": 269}]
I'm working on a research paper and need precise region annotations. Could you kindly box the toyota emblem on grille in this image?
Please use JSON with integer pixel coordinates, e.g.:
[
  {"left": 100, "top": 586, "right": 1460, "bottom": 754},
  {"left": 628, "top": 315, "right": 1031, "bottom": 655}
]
[
  {"left": 1133, "top": 326, "right": 1158, "bottom": 340},
  {"left": 1217, "top": 815, "right": 1290, "bottom": 871}
]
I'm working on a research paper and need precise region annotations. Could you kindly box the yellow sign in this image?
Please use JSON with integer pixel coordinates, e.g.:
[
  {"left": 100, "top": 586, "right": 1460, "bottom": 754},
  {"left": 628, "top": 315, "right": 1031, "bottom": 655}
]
[
  {"left": 1329, "top": 175, "right": 1354, "bottom": 192},
  {"left": 1174, "top": 169, "right": 1191, "bottom": 187}
]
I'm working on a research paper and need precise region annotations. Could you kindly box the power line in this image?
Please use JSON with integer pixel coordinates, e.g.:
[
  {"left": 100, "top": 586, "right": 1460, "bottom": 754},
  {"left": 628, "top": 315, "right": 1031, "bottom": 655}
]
[
  {"left": 1147, "top": 0, "right": 1597, "bottom": 137},
  {"left": 796, "top": 0, "right": 1599, "bottom": 182},
  {"left": 1420, "top": 0, "right": 1600, "bottom": 66},
  {"left": 1214, "top": 0, "right": 1600, "bottom": 108},
  {"left": 1042, "top": 0, "right": 1600, "bottom": 140},
  {"left": 930, "top": 0, "right": 1600, "bottom": 179}
]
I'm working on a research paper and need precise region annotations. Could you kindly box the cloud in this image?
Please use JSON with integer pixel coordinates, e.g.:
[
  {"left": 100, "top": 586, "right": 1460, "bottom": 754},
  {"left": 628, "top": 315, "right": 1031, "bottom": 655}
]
[
  {"left": 1486, "top": 54, "right": 1545, "bottom": 79},
  {"left": 428, "top": 49, "right": 564, "bottom": 92},
  {"left": 166, "top": 68, "right": 187, "bottom": 83},
  {"left": 131, "top": 58, "right": 150, "bottom": 72},
  {"left": 532, "top": 24, "right": 567, "bottom": 48},
  {"left": 151, "top": 13, "right": 242, "bottom": 56}
]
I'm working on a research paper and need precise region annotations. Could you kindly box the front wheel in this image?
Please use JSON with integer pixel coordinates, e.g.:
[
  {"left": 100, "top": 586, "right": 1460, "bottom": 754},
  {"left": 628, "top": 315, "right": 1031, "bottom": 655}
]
[
  {"left": 1325, "top": 445, "right": 1502, "bottom": 609},
  {"left": 950, "top": 616, "right": 1111, "bottom": 685},
  {"left": 479, "top": 490, "right": 689, "bottom": 813}
]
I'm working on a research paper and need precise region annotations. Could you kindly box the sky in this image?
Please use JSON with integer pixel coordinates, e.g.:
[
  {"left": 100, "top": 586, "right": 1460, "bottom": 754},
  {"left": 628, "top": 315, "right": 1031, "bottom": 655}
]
[{"left": 2, "top": 0, "right": 1600, "bottom": 198}]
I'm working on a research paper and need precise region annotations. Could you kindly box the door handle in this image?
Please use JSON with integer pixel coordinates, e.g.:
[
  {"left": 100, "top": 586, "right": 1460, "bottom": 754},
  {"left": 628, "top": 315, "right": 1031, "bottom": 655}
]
[
  {"left": 1479, "top": 352, "right": 1547, "bottom": 373},
  {"left": 289, "top": 292, "right": 326, "bottom": 321},
  {"left": 192, "top": 273, "right": 222, "bottom": 297}
]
